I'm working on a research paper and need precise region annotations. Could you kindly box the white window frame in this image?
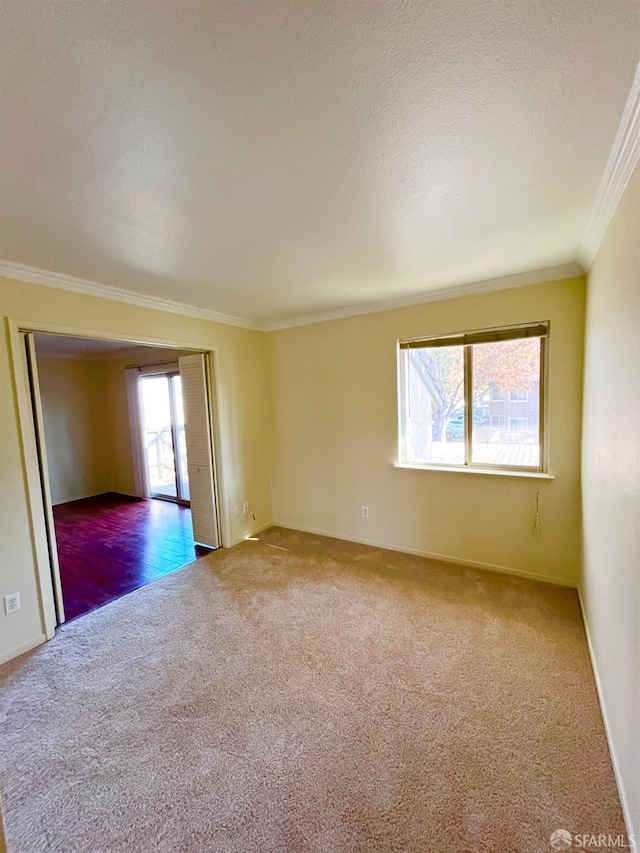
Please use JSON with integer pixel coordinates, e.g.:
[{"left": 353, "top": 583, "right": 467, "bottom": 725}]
[
  {"left": 397, "top": 322, "right": 549, "bottom": 474},
  {"left": 491, "top": 415, "right": 506, "bottom": 428}
]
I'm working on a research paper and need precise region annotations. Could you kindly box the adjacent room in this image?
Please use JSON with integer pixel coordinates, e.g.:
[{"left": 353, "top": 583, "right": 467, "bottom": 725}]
[
  {"left": 0, "top": 2, "right": 638, "bottom": 852},
  {"left": 30, "top": 334, "right": 218, "bottom": 621}
]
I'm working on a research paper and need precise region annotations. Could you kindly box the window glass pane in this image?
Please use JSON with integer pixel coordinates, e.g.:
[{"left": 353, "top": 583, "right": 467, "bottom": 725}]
[
  {"left": 471, "top": 338, "right": 541, "bottom": 468},
  {"left": 403, "top": 345, "right": 465, "bottom": 465}
]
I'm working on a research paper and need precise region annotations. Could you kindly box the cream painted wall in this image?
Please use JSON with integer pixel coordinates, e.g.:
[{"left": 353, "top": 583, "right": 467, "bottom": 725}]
[
  {"left": 581, "top": 164, "right": 640, "bottom": 839},
  {"left": 268, "top": 277, "right": 585, "bottom": 585},
  {"left": 0, "top": 277, "right": 272, "bottom": 665},
  {"left": 37, "top": 348, "right": 197, "bottom": 504},
  {"left": 37, "top": 357, "right": 111, "bottom": 504}
]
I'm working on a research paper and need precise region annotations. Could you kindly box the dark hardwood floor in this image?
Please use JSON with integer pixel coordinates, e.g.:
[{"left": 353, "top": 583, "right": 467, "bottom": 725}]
[{"left": 53, "top": 493, "right": 212, "bottom": 621}]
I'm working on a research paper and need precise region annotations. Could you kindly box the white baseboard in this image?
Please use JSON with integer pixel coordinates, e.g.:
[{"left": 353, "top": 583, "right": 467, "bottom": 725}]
[
  {"left": 270, "top": 521, "right": 577, "bottom": 588},
  {"left": 228, "top": 520, "right": 274, "bottom": 548},
  {"left": 0, "top": 633, "right": 47, "bottom": 666},
  {"left": 577, "top": 590, "right": 636, "bottom": 844}
]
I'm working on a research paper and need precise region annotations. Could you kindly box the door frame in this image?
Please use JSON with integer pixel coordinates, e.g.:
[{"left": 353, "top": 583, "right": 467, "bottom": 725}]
[{"left": 6, "top": 317, "right": 228, "bottom": 635}]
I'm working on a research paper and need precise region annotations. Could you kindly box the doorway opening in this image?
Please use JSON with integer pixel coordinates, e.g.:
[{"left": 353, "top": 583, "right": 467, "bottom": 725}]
[{"left": 23, "top": 332, "right": 221, "bottom": 624}]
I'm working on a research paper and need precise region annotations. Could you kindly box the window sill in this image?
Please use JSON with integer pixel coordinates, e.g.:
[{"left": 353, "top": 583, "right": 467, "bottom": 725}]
[{"left": 394, "top": 463, "right": 554, "bottom": 480}]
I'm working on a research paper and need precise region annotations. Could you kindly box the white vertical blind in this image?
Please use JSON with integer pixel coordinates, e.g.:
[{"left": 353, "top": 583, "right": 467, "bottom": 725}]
[
  {"left": 125, "top": 368, "right": 150, "bottom": 499},
  {"left": 179, "top": 354, "right": 219, "bottom": 548}
]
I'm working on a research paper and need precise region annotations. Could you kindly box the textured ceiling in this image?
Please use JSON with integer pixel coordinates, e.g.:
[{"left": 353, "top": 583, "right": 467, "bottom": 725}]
[{"left": 1, "top": 1, "right": 639, "bottom": 324}]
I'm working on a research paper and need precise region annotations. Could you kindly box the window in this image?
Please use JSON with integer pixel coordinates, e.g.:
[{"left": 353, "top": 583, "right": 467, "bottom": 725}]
[
  {"left": 398, "top": 322, "right": 548, "bottom": 472},
  {"left": 508, "top": 417, "right": 528, "bottom": 431}
]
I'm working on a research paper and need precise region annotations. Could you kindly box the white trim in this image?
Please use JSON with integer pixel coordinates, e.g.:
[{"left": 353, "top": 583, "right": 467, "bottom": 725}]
[
  {"left": 577, "top": 591, "right": 636, "bottom": 844},
  {"left": 0, "top": 258, "right": 584, "bottom": 334},
  {"left": 0, "top": 633, "right": 47, "bottom": 666},
  {"left": 270, "top": 522, "right": 576, "bottom": 587},
  {"left": 179, "top": 353, "right": 220, "bottom": 549},
  {"left": 6, "top": 320, "right": 58, "bottom": 640},
  {"left": 24, "top": 333, "right": 66, "bottom": 624},
  {"left": 581, "top": 61, "right": 640, "bottom": 269},
  {"left": 261, "top": 264, "right": 584, "bottom": 331},
  {"left": 12, "top": 317, "right": 219, "bottom": 359},
  {"left": 206, "top": 350, "right": 231, "bottom": 550},
  {"left": 393, "top": 463, "right": 553, "bottom": 479},
  {"left": 0, "top": 260, "right": 261, "bottom": 331}
]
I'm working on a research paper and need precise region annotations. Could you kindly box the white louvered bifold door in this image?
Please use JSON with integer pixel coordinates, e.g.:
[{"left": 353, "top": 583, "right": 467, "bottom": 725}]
[
  {"left": 178, "top": 354, "right": 220, "bottom": 548},
  {"left": 24, "top": 333, "right": 66, "bottom": 624}
]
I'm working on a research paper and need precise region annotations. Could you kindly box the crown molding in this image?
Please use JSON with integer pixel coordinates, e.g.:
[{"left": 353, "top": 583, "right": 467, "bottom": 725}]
[
  {"left": 261, "top": 262, "right": 584, "bottom": 332},
  {"left": 0, "top": 259, "right": 585, "bottom": 335},
  {"left": 581, "top": 61, "right": 640, "bottom": 270},
  {"left": 0, "top": 260, "right": 262, "bottom": 331},
  {"left": 3, "top": 59, "right": 636, "bottom": 333}
]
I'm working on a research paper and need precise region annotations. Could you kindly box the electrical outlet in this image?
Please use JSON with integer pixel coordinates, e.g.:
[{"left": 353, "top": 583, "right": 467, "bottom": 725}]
[
  {"left": 243, "top": 502, "right": 249, "bottom": 515},
  {"left": 362, "top": 506, "right": 369, "bottom": 518},
  {"left": 4, "top": 593, "right": 21, "bottom": 615},
  {"left": 233, "top": 505, "right": 240, "bottom": 516}
]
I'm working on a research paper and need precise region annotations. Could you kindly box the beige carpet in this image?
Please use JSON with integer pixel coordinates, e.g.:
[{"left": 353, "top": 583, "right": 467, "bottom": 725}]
[{"left": 0, "top": 527, "right": 625, "bottom": 852}]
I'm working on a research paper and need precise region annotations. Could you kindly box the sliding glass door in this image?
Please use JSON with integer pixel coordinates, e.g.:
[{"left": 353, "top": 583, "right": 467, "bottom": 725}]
[{"left": 140, "top": 373, "right": 190, "bottom": 503}]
